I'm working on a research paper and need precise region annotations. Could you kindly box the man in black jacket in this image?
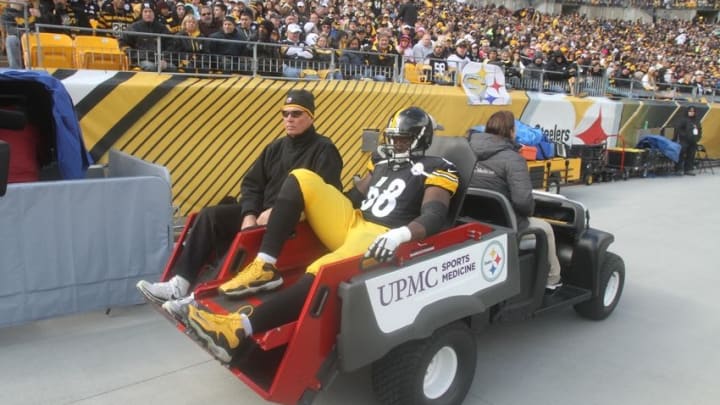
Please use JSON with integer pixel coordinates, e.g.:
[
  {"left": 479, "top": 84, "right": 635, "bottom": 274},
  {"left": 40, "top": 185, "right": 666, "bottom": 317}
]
[
  {"left": 208, "top": 16, "right": 248, "bottom": 71},
  {"left": 137, "top": 89, "right": 343, "bottom": 307},
  {"left": 674, "top": 106, "right": 703, "bottom": 175},
  {"left": 121, "top": 4, "right": 173, "bottom": 71}
]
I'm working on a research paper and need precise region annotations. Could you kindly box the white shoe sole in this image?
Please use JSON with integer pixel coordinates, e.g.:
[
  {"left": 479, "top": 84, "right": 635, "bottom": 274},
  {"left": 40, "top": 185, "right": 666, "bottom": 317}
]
[
  {"left": 221, "top": 278, "right": 283, "bottom": 298},
  {"left": 136, "top": 281, "right": 170, "bottom": 305}
]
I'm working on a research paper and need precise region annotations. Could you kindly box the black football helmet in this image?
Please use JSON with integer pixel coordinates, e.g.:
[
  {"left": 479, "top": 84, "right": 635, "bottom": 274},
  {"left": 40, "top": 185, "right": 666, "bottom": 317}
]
[{"left": 381, "top": 107, "right": 434, "bottom": 165}]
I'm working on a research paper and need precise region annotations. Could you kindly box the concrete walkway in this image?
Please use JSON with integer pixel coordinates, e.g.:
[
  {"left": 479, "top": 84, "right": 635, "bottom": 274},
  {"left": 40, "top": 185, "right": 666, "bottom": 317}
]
[{"left": 1, "top": 172, "right": 719, "bottom": 405}]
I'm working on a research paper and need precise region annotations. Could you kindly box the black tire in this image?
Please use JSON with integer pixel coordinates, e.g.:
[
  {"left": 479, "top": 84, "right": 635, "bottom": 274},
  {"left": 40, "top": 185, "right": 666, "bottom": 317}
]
[
  {"left": 574, "top": 252, "right": 625, "bottom": 320},
  {"left": 584, "top": 174, "right": 594, "bottom": 185},
  {"left": 372, "top": 322, "right": 477, "bottom": 405}
]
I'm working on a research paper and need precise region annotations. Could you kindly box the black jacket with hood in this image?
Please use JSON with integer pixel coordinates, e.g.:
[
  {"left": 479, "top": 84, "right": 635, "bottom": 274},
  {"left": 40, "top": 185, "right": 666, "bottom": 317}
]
[
  {"left": 468, "top": 132, "right": 534, "bottom": 229},
  {"left": 675, "top": 109, "right": 702, "bottom": 145}
]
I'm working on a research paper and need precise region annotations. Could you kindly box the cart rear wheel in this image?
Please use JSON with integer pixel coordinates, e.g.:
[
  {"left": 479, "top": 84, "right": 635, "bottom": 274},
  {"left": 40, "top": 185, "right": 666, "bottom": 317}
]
[
  {"left": 584, "top": 174, "right": 594, "bottom": 185},
  {"left": 372, "top": 322, "right": 476, "bottom": 405}
]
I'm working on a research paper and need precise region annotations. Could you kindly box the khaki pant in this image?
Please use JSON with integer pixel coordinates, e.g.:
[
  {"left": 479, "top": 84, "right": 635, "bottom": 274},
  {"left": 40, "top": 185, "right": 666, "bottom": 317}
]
[{"left": 527, "top": 217, "right": 562, "bottom": 285}]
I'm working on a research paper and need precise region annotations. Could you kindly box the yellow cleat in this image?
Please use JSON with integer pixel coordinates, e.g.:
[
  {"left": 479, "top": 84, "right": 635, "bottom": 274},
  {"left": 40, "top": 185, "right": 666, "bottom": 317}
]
[
  {"left": 219, "top": 258, "right": 283, "bottom": 297},
  {"left": 187, "top": 305, "right": 247, "bottom": 363}
]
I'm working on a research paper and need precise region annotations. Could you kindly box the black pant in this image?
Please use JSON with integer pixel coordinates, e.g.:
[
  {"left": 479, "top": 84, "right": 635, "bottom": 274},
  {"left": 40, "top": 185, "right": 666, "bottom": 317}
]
[
  {"left": 174, "top": 204, "right": 244, "bottom": 283},
  {"left": 678, "top": 142, "right": 698, "bottom": 173}
]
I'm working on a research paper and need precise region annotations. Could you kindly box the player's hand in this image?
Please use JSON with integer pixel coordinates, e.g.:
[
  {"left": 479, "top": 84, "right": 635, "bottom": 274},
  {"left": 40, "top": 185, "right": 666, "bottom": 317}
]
[{"left": 365, "top": 227, "right": 412, "bottom": 262}]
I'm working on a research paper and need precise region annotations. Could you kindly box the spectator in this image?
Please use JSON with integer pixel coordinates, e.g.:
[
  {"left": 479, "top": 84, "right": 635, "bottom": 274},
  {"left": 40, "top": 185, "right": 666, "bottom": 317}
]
[
  {"left": 412, "top": 33, "right": 433, "bottom": 64},
  {"left": 137, "top": 89, "right": 343, "bottom": 307},
  {"left": 174, "top": 14, "right": 205, "bottom": 72},
  {"left": 503, "top": 50, "right": 524, "bottom": 88},
  {"left": 121, "top": 4, "right": 174, "bottom": 71},
  {"left": 208, "top": 16, "right": 247, "bottom": 72},
  {"left": 295, "top": 1, "right": 309, "bottom": 22},
  {"left": 198, "top": 5, "right": 219, "bottom": 36},
  {"left": 446, "top": 39, "right": 471, "bottom": 73},
  {"left": 545, "top": 51, "right": 574, "bottom": 92},
  {"left": 96, "top": 0, "right": 136, "bottom": 37},
  {"left": 585, "top": 61, "right": 606, "bottom": 95},
  {"left": 155, "top": 1, "right": 173, "bottom": 31},
  {"left": 339, "top": 35, "right": 365, "bottom": 79},
  {"left": 613, "top": 66, "right": 634, "bottom": 88},
  {"left": 525, "top": 54, "right": 546, "bottom": 85},
  {"left": 396, "top": 34, "right": 414, "bottom": 63},
  {"left": 355, "top": 26, "right": 371, "bottom": 51},
  {"left": 468, "top": 42, "right": 481, "bottom": 62},
  {"left": 425, "top": 42, "right": 452, "bottom": 85},
  {"left": 313, "top": 33, "right": 342, "bottom": 79},
  {"left": 397, "top": 0, "right": 417, "bottom": 27},
  {"left": 2, "top": 0, "right": 41, "bottom": 69},
  {"left": 38, "top": 0, "right": 91, "bottom": 32},
  {"left": 484, "top": 48, "right": 502, "bottom": 67},
  {"left": 237, "top": 10, "right": 255, "bottom": 41},
  {"left": 641, "top": 67, "right": 658, "bottom": 91},
  {"left": 212, "top": 2, "right": 226, "bottom": 23},
  {"left": 280, "top": 22, "right": 313, "bottom": 78},
  {"left": 365, "top": 32, "right": 398, "bottom": 81},
  {"left": 169, "top": 2, "right": 187, "bottom": 33}
]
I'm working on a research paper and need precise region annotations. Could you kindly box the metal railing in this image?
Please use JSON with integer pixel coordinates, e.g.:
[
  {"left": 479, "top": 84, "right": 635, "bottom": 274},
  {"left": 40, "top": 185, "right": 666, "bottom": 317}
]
[
  {"left": 15, "top": 24, "right": 720, "bottom": 103},
  {"left": 508, "top": 66, "right": 719, "bottom": 102}
]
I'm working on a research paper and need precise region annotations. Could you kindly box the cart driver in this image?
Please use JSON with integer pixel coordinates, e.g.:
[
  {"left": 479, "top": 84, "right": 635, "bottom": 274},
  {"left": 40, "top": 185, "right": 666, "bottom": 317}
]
[{"left": 468, "top": 110, "right": 563, "bottom": 290}]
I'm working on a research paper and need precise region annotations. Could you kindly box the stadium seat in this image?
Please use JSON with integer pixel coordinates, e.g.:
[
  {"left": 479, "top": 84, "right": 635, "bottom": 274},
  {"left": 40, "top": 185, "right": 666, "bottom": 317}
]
[
  {"left": 403, "top": 63, "right": 431, "bottom": 84},
  {"left": 21, "top": 32, "right": 76, "bottom": 69},
  {"left": 74, "top": 35, "right": 128, "bottom": 70}
]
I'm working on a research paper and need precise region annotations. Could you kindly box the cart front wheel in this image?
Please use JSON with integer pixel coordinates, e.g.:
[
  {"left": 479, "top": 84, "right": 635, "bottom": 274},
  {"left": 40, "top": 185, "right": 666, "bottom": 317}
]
[{"left": 574, "top": 252, "right": 625, "bottom": 320}]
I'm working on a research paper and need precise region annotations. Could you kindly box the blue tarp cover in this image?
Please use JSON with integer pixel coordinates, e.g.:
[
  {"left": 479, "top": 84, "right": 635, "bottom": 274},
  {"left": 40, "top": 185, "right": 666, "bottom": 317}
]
[
  {"left": 0, "top": 69, "right": 92, "bottom": 178},
  {"left": 471, "top": 120, "right": 544, "bottom": 146},
  {"left": 637, "top": 134, "right": 681, "bottom": 163}
]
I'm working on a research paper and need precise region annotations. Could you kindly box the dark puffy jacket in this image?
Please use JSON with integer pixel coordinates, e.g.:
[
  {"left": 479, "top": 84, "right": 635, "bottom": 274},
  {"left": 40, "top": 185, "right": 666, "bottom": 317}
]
[
  {"left": 468, "top": 132, "right": 534, "bottom": 229},
  {"left": 208, "top": 29, "right": 246, "bottom": 56},
  {"left": 122, "top": 20, "right": 172, "bottom": 50},
  {"left": 675, "top": 114, "right": 702, "bottom": 145}
]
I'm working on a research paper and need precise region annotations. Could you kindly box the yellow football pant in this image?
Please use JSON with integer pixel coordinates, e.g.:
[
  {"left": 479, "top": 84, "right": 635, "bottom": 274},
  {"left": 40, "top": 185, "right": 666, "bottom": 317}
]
[{"left": 291, "top": 169, "right": 389, "bottom": 275}]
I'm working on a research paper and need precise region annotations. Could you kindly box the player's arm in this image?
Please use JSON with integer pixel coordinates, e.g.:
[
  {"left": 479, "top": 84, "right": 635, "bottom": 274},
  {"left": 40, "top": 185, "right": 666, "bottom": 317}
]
[{"left": 405, "top": 185, "right": 452, "bottom": 240}]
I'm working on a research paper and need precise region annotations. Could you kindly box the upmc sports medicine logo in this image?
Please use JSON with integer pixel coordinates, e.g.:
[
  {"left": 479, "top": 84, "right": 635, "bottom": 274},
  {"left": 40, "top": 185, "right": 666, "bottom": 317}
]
[
  {"left": 481, "top": 240, "right": 505, "bottom": 282},
  {"left": 365, "top": 234, "right": 508, "bottom": 333}
]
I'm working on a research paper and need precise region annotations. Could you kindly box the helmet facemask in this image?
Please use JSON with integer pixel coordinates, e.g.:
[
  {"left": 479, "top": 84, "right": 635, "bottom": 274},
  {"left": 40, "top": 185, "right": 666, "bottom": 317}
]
[{"left": 378, "top": 107, "right": 434, "bottom": 170}]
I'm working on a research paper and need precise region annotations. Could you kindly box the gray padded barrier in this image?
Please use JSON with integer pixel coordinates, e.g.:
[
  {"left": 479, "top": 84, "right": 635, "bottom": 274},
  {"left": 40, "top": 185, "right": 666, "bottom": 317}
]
[{"left": 0, "top": 165, "right": 173, "bottom": 327}]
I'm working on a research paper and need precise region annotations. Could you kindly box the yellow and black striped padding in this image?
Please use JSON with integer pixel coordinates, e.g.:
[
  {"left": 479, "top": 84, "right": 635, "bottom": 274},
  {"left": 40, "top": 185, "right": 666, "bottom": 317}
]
[{"left": 72, "top": 74, "right": 529, "bottom": 214}]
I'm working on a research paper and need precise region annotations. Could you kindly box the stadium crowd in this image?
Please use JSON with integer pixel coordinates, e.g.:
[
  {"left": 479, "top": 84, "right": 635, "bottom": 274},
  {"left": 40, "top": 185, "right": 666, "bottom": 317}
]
[{"left": 2, "top": 0, "right": 720, "bottom": 93}]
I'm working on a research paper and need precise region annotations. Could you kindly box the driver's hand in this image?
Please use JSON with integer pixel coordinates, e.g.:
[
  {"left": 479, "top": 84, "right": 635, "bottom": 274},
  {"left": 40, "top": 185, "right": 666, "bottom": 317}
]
[
  {"left": 241, "top": 215, "right": 258, "bottom": 230},
  {"left": 365, "top": 227, "right": 412, "bottom": 262},
  {"left": 257, "top": 208, "right": 273, "bottom": 226}
]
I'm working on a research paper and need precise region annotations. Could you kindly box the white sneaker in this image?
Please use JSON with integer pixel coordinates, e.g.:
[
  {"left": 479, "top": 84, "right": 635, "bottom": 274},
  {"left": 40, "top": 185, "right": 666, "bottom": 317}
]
[
  {"left": 136, "top": 275, "right": 190, "bottom": 304},
  {"left": 162, "top": 294, "right": 195, "bottom": 324},
  {"left": 545, "top": 280, "right": 563, "bottom": 291}
]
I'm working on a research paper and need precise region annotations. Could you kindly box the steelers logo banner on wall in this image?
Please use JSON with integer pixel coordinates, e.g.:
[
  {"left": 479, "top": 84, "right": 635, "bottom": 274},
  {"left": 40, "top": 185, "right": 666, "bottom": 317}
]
[{"left": 461, "top": 62, "right": 511, "bottom": 105}]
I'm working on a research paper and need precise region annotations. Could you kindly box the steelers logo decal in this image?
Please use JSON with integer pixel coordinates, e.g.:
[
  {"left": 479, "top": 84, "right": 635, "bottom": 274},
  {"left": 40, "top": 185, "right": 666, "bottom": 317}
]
[{"left": 481, "top": 240, "right": 505, "bottom": 282}]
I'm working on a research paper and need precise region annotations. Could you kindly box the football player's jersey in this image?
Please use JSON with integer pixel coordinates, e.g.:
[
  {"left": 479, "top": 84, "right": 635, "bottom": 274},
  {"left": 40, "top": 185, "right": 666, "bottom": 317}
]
[
  {"left": 97, "top": 0, "right": 136, "bottom": 36},
  {"left": 360, "top": 154, "right": 459, "bottom": 229}
]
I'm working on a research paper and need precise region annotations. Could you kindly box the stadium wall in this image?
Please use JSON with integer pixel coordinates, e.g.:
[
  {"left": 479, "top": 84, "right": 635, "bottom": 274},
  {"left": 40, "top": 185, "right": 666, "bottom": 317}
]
[{"left": 54, "top": 70, "right": 719, "bottom": 215}]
